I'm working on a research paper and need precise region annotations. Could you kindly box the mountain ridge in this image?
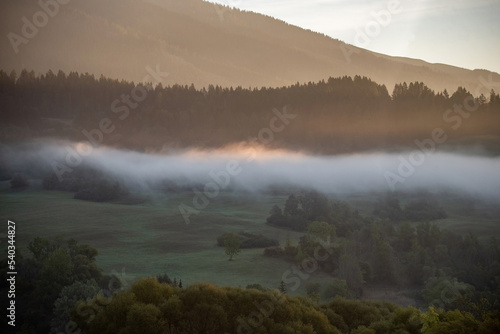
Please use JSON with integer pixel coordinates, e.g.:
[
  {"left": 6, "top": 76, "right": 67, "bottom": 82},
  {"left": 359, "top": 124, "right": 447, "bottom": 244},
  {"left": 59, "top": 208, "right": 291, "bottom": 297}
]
[{"left": 1, "top": 0, "right": 498, "bottom": 94}]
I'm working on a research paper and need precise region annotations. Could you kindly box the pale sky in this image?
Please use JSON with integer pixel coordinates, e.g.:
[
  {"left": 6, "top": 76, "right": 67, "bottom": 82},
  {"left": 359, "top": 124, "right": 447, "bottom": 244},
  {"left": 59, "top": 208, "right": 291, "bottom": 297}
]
[{"left": 209, "top": 0, "right": 500, "bottom": 73}]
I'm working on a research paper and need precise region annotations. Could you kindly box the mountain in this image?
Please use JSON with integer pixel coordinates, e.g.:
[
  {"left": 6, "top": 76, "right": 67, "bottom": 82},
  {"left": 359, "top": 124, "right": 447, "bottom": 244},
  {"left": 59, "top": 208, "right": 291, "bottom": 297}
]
[{"left": 1, "top": 0, "right": 498, "bottom": 93}]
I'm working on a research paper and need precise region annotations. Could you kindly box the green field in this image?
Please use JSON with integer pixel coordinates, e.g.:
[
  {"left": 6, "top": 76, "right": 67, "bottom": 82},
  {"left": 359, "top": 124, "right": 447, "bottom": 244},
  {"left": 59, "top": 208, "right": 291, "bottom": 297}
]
[{"left": 1, "top": 180, "right": 499, "bottom": 301}]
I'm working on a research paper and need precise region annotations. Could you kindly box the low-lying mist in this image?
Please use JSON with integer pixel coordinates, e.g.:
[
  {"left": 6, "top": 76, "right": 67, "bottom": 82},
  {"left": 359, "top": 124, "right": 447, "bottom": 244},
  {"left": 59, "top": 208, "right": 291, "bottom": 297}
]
[{"left": 1, "top": 140, "right": 500, "bottom": 201}]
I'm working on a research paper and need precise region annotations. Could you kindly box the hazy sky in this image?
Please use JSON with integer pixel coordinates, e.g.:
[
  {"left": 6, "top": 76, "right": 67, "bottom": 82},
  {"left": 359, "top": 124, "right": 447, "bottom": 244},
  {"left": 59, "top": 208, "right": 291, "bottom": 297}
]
[{"left": 209, "top": 0, "right": 500, "bottom": 73}]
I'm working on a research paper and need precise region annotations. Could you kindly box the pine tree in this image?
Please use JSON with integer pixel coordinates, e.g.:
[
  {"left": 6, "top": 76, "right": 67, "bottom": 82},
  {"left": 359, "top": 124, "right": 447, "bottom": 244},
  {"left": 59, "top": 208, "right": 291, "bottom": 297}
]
[
  {"left": 279, "top": 280, "right": 287, "bottom": 294},
  {"left": 178, "top": 279, "right": 183, "bottom": 288}
]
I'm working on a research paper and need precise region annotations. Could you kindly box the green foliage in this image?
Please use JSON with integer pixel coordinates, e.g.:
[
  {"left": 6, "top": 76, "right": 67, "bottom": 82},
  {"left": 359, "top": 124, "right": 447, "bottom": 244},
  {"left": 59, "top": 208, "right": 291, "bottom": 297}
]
[
  {"left": 267, "top": 192, "right": 365, "bottom": 234},
  {"left": 330, "top": 200, "right": 364, "bottom": 235},
  {"left": 404, "top": 199, "right": 447, "bottom": 221},
  {"left": 42, "top": 166, "right": 129, "bottom": 202},
  {"left": 38, "top": 246, "right": 75, "bottom": 302},
  {"left": 284, "top": 194, "right": 300, "bottom": 216},
  {"left": 374, "top": 195, "right": 446, "bottom": 222},
  {"left": 51, "top": 279, "right": 100, "bottom": 334},
  {"left": 420, "top": 306, "right": 488, "bottom": 334},
  {"left": 324, "top": 297, "right": 423, "bottom": 334},
  {"left": 415, "top": 222, "right": 441, "bottom": 249},
  {"left": 74, "top": 278, "right": 349, "bottom": 333},
  {"left": 279, "top": 280, "right": 287, "bottom": 294},
  {"left": 373, "top": 194, "right": 404, "bottom": 222},
  {"left": 28, "top": 236, "right": 60, "bottom": 262},
  {"left": 246, "top": 283, "right": 268, "bottom": 292},
  {"left": 127, "top": 303, "right": 163, "bottom": 334},
  {"left": 217, "top": 231, "right": 279, "bottom": 249},
  {"left": 305, "top": 282, "right": 321, "bottom": 296},
  {"left": 300, "top": 191, "right": 331, "bottom": 222},
  {"left": 263, "top": 246, "right": 285, "bottom": 257},
  {"left": 2, "top": 237, "right": 104, "bottom": 333},
  {"left": 337, "top": 253, "right": 365, "bottom": 294},
  {"left": 10, "top": 173, "right": 29, "bottom": 188},
  {"left": 394, "top": 222, "right": 416, "bottom": 252},
  {"left": 372, "top": 239, "right": 396, "bottom": 283},
  {"left": 307, "top": 221, "right": 336, "bottom": 245},
  {"left": 266, "top": 190, "right": 500, "bottom": 314},
  {"left": 323, "top": 279, "right": 353, "bottom": 300},
  {"left": 269, "top": 204, "right": 282, "bottom": 217},
  {"left": 423, "top": 276, "right": 474, "bottom": 309},
  {"left": 155, "top": 272, "right": 172, "bottom": 284},
  {"left": 74, "top": 179, "right": 128, "bottom": 202},
  {"left": 223, "top": 233, "right": 241, "bottom": 260}
]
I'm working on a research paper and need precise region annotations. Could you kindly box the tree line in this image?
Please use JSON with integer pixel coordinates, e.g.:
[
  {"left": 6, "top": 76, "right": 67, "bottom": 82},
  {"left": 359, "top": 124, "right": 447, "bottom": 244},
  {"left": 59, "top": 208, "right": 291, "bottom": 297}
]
[
  {"left": 73, "top": 277, "right": 499, "bottom": 333},
  {"left": 2, "top": 234, "right": 499, "bottom": 333},
  {"left": 264, "top": 191, "right": 500, "bottom": 312},
  {"left": 1, "top": 69, "right": 499, "bottom": 154}
]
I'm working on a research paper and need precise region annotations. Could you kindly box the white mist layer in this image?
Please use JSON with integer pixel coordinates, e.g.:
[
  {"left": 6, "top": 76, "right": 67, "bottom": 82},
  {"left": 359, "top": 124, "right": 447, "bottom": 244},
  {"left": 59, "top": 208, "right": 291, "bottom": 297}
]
[{"left": 2, "top": 140, "right": 500, "bottom": 200}]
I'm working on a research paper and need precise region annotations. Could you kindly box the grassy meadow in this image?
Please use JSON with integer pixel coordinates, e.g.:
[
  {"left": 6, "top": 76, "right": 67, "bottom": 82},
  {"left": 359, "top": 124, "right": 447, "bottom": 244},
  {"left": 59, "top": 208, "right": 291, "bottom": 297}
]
[{"left": 1, "top": 179, "right": 499, "bottom": 302}]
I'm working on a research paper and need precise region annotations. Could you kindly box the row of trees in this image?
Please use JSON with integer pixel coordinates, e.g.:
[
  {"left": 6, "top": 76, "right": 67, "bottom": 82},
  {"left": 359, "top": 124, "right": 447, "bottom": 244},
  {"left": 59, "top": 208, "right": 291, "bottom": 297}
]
[
  {"left": 2, "top": 69, "right": 499, "bottom": 154},
  {"left": 217, "top": 232, "right": 279, "bottom": 250},
  {"left": 264, "top": 191, "right": 500, "bottom": 311},
  {"left": 2, "top": 234, "right": 498, "bottom": 333},
  {"left": 72, "top": 276, "right": 500, "bottom": 333},
  {"left": 267, "top": 191, "right": 365, "bottom": 234},
  {"left": 373, "top": 195, "right": 447, "bottom": 222},
  {"left": 42, "top": 166, "right": 129, "bottom": 202}
]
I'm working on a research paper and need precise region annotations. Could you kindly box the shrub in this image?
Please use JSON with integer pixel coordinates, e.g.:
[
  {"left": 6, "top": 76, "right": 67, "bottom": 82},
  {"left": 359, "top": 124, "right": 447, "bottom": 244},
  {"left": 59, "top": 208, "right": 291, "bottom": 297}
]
[
  {"left": 404, "top": 199, "right": 447, "bottom": 221},
  {"left": 323, "top": 279, "right": 353, "bottom": 300},
  {"left": 217, "top": 232, "right": 279, "bottom": 249},
  {"left": 10, "top": 173, "right": 29, "bottom": 188},
  {"left": 74, "top": 180, "right": 128, "bottom": 202},
  {"left": 264, "top": 246, "right": 284, "bottom": 257}
]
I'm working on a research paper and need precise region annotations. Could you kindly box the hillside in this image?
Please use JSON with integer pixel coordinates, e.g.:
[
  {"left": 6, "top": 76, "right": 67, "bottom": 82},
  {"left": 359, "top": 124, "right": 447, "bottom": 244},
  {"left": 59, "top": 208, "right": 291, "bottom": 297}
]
[
  {"left": 2, "top": 70, "right": 499, "bottom": 154},
  {"left": 1, "top": 0, "right": 499, "bottom": 93}
]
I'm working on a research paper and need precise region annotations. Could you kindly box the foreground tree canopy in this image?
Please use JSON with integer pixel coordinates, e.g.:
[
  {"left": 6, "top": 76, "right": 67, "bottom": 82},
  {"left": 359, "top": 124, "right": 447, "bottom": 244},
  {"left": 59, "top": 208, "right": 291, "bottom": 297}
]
[
  {"left": 73, "top": 277, "right": 500, "bottom": 334},
  {"left": 1, "top": 230, "right": 498, "bottom": 333},
  {"left": 0, "top": 237, "right": 117, "bottom": 333}
]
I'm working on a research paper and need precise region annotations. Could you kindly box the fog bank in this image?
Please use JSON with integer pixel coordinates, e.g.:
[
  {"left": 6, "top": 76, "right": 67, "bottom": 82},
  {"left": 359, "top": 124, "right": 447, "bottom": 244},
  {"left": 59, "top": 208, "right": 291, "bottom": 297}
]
[{"left": 1, "top": 140, "right": 499, "bottom": 200}]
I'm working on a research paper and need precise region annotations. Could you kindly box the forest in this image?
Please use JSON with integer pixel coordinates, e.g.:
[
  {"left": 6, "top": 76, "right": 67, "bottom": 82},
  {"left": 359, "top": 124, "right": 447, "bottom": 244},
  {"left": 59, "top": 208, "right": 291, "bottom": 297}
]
[
  {"left": 264, "top": 192, "right": 500, "bottom": 308},
  {"left": 2, "top": 0, "right": 500, "bottom": 332},
  {"left": 2, "top": 234, "right": 499, "bottom": 334},
  {"left": 1, "top": 69, "right": 500, "bottom": 333},
  {"left": 1, "top": 69, "right": 500, "bottom": 154}
]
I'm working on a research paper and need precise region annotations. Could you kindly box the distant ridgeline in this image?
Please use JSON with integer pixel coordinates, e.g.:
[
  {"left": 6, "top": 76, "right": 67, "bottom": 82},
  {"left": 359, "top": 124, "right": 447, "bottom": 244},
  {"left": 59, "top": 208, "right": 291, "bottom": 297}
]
[{"left": 1, "top": 69, "right": 499, "bottom": 154}]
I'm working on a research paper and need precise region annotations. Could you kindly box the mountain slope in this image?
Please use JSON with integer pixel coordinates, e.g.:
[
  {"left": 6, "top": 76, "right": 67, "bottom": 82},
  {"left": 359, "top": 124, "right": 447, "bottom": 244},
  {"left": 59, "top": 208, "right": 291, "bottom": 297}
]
[{"left": 0, "top": 0, "right": 498, "bottom": 93}]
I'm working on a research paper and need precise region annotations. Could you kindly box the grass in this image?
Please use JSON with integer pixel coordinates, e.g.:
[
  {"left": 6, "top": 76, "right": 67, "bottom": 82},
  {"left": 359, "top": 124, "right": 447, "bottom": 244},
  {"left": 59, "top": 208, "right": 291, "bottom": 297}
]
[
  {"left": 0, "top": 182, "right": 304, "bottom": 292},
  {"left": 1, "top": 180, "right": 499, "bottom": 299}
]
